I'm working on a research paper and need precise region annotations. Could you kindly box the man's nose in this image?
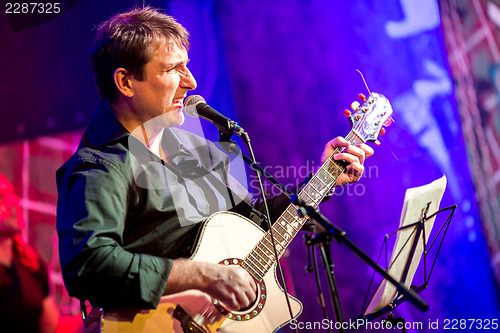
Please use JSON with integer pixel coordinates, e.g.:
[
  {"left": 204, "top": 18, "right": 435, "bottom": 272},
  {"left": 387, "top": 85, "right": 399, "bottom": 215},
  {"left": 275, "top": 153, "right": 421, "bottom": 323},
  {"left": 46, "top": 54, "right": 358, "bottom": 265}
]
[{"left": 181, "top": 67, "right": 197, "bottom": 90}]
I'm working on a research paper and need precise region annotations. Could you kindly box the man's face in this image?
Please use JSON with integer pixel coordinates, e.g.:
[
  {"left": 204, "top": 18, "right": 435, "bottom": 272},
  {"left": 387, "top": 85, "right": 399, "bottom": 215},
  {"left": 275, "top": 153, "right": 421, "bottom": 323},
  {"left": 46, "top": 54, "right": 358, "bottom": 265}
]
[{"left": 129, "top": 39, "right": 197, "bottom": 128}]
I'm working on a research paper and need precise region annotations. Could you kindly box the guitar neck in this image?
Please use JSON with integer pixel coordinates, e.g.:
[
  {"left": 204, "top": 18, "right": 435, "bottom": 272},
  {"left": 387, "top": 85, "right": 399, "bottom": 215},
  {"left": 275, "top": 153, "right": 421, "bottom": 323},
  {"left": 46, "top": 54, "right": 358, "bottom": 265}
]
[{"left": 241, "top": 130, "right": 365, "bottom": 281}]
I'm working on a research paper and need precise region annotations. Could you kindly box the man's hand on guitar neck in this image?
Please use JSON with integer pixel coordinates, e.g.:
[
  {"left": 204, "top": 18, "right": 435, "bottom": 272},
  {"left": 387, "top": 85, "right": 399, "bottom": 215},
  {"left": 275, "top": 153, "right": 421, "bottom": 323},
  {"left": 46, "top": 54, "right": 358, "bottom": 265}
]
[
  {"left": 320, "top": 136, "right": 374, "bottom": 187},
  {"left": 164, "top": 259, "right": 257, "bottom": 311}
]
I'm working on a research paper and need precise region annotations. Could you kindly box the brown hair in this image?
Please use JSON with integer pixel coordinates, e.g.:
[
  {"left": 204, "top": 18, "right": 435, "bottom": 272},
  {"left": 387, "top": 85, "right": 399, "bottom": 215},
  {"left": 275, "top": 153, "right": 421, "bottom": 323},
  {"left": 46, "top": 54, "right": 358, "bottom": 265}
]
[{"left": 90, "top": 6, "right": 190, "bottom": 103}]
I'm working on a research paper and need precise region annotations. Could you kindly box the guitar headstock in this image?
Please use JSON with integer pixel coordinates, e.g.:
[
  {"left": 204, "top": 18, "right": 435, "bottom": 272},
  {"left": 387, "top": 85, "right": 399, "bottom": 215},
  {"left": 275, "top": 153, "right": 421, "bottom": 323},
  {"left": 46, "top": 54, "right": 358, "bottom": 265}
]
[{"left": 343, "top": 92, "right": 393, "bottom": 145}]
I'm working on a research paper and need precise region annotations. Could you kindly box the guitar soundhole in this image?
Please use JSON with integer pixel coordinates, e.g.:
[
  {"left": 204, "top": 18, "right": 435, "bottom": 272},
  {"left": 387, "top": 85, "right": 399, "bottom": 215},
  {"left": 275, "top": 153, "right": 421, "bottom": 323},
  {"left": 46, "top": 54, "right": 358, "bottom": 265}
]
[{"left": 213, "top": 258, "right": 267, "bottom": 321}]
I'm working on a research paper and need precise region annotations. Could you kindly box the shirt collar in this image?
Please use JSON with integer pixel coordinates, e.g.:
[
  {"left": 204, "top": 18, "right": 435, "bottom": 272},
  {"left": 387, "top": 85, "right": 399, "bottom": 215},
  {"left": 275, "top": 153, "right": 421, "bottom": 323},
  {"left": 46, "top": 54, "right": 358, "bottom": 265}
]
[{"left": 82, "top": 102, "right": 130, "bottom": 149}]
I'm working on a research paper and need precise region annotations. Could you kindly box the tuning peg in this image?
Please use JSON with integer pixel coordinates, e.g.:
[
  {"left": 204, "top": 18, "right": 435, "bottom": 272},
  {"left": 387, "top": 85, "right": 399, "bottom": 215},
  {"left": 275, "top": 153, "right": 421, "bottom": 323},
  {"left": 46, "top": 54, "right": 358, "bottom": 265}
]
[
  {"left": 379, "top": 128, "right": 386, "bottom": 135},
  {"left": 384, "top": 118, "right": 392, "bottom": 126},
  {"left": 374, "top": 140, "right": 381, "bottom": 146},
  {"left": 351, "top": 101, "right": 360, "bottom": 111},
  {"left": 358, "top": 93, "right": 367, "bottom": 101},
  {"left": 343, "top": 109, "right": 352, "bottom": 117}
]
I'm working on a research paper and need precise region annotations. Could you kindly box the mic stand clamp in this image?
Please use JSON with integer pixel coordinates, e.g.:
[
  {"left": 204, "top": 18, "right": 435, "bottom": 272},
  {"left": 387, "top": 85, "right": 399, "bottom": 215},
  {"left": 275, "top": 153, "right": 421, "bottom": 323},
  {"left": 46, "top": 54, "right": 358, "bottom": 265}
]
[{"left": 217, "top": 119, "right": 247, "bottom": 139}]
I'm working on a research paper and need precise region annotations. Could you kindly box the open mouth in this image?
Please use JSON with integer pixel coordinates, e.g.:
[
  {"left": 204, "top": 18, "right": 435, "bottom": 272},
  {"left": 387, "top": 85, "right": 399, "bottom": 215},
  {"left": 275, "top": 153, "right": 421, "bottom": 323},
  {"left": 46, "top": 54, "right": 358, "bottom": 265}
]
[
  {"left": 172, "top": 101, "right": 183, "bottom": 108},
  {"left": 171, "top": 97, "right": 185, "bottom": 109}
]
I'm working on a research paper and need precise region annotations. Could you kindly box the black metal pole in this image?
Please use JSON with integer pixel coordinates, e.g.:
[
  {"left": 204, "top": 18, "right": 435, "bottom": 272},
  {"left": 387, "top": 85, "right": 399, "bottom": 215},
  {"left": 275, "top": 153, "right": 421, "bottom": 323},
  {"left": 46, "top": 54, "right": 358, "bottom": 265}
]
[{"left": 318, "top": 237, "right": 345, "bottom": 333}]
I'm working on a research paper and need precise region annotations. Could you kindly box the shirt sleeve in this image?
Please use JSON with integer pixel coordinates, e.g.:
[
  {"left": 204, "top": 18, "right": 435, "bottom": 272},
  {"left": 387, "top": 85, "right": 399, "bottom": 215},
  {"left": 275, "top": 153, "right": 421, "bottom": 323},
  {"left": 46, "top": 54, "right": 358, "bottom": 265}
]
[{"left": 56, "top": 157, "right": 172, "bottom": 309}]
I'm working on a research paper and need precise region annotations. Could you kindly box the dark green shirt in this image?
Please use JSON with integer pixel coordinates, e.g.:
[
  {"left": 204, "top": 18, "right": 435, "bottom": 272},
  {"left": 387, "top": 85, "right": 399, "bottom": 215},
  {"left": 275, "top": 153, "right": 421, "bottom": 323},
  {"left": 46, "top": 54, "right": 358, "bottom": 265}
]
[{"left": 56, "top": 104, "right": 290, "bottom": 309}]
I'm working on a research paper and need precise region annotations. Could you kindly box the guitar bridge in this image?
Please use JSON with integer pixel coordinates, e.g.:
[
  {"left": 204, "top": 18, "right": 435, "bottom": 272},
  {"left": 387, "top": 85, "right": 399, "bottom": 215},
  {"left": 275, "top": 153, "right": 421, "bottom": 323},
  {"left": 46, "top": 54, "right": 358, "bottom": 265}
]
[{"left": 173, "top": 305, "right": 207, "bottom": 333}]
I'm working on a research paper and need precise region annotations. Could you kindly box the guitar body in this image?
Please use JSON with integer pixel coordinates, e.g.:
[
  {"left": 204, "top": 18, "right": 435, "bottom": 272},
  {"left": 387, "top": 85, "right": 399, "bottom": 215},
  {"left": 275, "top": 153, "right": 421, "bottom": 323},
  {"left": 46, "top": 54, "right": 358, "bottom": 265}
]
[{"left": 84, "top": 211, "right": 302, "bottom": 333}]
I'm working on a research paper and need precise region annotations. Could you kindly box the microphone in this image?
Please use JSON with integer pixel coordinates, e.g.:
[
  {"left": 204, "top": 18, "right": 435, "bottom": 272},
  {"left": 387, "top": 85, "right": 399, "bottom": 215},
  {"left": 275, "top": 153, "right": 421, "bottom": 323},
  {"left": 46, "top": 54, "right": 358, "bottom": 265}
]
[{"left": 184, "top": 95, "right": 244, "bottom": 136}]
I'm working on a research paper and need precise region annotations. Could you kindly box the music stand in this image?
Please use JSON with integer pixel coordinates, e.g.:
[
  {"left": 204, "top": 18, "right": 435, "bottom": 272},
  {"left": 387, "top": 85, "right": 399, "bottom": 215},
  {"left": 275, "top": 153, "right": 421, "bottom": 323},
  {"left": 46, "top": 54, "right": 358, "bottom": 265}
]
[
  {"left": 292, "top": 181, "right": 438, "bottom": 332},
  {"left": 358, "top": 175, "right": 456, "bottom": 329}
]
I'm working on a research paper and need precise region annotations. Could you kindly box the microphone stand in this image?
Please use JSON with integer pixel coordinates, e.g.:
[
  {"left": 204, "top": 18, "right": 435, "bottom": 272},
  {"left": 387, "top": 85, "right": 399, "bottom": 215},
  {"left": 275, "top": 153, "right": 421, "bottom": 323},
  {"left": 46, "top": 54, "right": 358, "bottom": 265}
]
[{"left": 292, "top": 196, "right": 429, "bottom": 316}]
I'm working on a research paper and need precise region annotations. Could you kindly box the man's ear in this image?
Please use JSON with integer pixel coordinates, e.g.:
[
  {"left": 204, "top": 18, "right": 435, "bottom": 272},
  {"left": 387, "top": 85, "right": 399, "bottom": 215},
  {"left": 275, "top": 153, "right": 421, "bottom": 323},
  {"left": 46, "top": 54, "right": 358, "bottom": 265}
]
[{"left": 113, "top": 68, "right": 134, "bottom": 98}]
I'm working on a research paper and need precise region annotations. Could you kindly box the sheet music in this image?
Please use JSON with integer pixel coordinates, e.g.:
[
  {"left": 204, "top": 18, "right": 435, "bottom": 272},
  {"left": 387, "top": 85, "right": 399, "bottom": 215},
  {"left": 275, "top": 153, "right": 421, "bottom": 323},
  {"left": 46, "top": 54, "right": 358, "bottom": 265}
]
[{"left": 364, "top": 175, "right": 447, "bottom": 316}]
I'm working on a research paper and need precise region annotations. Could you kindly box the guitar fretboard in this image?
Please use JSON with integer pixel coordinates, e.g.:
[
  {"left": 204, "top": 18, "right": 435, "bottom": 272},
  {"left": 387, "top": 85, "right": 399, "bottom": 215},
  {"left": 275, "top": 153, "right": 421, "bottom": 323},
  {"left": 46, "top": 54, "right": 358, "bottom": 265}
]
[{"left": 241, "top": 130, "right": 365, "bottom": 281}]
